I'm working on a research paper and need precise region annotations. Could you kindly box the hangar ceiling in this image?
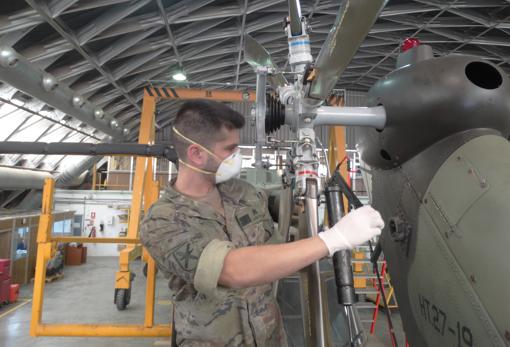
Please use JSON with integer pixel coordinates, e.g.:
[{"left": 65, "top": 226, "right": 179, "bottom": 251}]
[{"left": 0, "top": 0, "right": 509, "bottom": 174}]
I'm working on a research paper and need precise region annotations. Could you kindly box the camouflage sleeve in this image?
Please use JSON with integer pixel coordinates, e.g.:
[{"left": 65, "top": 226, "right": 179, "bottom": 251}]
[
  {"left": 140, "top": 205, "right": 234, "bottom": 290},
  {"left": 194, "top": 239, "right": 234, "bottom": 297},
  {"left": 259, "top": 189, "right": 284, "bottom": 244}
]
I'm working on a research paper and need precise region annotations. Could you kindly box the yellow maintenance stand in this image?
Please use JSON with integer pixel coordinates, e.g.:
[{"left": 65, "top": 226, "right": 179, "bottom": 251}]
[{"left": 30, "top": 86, "right": 255, "bottom": 338}]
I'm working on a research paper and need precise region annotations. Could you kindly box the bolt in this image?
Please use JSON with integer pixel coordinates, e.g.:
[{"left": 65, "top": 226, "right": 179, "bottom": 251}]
[
  {"left": 110, "top": 119, "right": 119, "bottom": 129},
  {"left": 94, "top": 108, "right": 105, "bottom": 119},
  {"left": 304, "top": 117, "right": 311, "bottom": 124},
  {"left": 470, "top": 275, "right": 476, "bottom": 284},
  {"left": 303, "top": 138, "right": 311, "bottom": 144},
  {"left": 42, "top": 73, "right": 58, "bottom": 92},
  {"left": 480, "top": 178, "right": 487, "bottom": 188},
  {"left": 72, "top": 95, "right": 85, "bottom": 108},
  {"left": 0, "top": 47, "right": 18, "bottom": 67}
]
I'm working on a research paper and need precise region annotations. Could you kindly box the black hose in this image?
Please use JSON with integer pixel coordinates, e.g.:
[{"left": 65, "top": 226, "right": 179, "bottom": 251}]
[{"left": 329, "top": 164, "right": 399, "bottom": 347}]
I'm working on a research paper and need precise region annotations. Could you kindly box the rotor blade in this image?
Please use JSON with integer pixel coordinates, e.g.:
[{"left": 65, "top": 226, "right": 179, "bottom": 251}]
[
  {"left": 244, "top": 34, "right": 273, "bottom": 69},
  {"left": 309, "top": 0, "right": 388, "bottom": 100},
  {"left": 288, "top": 0, "right": 302, "bottom": 36},
  {"left": 243, "top": 34, "right": 287, "bottom": 89}
]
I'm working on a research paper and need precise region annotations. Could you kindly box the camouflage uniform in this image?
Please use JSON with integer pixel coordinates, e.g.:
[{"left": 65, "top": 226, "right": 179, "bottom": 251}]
[{"left": 140, "top": 178, "right": 288, "bottom": 347}]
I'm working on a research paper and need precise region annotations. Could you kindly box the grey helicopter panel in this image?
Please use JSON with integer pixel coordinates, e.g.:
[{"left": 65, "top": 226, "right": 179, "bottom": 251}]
[
  {"left": 409, "top": 135, "right": 509, "bottom": 347},
  {"left": 356, "top": 47, "right": 510, "bottom": 347}
]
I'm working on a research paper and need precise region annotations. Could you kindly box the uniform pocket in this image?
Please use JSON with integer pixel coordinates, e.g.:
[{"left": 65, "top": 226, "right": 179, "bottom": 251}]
[
  {"left": 235, "top": 206, "right": 268, "bottom": 245},
  {"left": 248, "top": 289, "right": 281, "bottom": 344}
]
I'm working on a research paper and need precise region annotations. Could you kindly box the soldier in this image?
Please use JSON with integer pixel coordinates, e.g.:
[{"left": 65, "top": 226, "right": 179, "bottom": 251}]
[{"left": 140, "top": 100, "right": 384, "bottom": 346}]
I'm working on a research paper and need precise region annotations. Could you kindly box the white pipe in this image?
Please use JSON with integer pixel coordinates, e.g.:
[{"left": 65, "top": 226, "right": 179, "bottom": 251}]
[
  {"left": 0, "top": 166, "right": 51, "bottom": 189},
  {"left": 54, "top": 156, "right": 101, "bottom": 187},
  {"left": 63, "top": 171, "right": 88, "bottom": 187},
  {"left": 313, "top": 106, "right": 386, "bottom": 129},
  {"left": 129, "top": 156, "right": 134, "bottom": 191}
]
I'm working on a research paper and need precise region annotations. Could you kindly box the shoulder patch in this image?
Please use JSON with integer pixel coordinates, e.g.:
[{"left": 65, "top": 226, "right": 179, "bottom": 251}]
[
  {"left": 237, "top": 213, "right": 252, "bottom": 227},
  {"left": 171, "top": 243, "right": 199, "bottom": 272}
]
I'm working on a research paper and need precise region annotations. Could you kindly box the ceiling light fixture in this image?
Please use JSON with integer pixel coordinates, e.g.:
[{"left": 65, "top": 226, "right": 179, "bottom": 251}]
[{"left": 172, "top": 72, "right": 187, "bottom": 81}]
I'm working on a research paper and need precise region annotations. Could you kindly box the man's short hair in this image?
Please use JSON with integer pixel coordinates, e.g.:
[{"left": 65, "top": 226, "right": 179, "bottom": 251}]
[{"left": 171, "top": 100, "right": 245, "bottom": 159}]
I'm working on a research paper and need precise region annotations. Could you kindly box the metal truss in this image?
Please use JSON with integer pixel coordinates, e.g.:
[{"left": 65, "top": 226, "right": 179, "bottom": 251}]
[{"left": 0, "top": 0, "right": 509, "bottom": 173}]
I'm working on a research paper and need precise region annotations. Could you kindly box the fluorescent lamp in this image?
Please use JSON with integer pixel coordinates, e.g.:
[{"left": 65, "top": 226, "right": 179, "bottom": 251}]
[{"left": 172, "top": 72, "right": 187, "bottom": 81}]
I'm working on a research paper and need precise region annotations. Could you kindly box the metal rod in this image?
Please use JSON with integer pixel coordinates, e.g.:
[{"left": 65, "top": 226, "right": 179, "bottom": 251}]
[
  {"left": 255, "top": 69, "right": 267, "bottom": 168},
  {"left": 313, "top": 106, "right": 386, "bottom": 129},
  {"left": 129, "top": 156, "right": 134, "bottom": 191},
  {"left": 287, "top": 0, "right": 303, "bottom": 36},
  {"left": 304, "top": 178, "right": 327, "bottom": 347},
  {"left": 345, "top": 305, "right": 365, "bottom": 346},
  {"left": 0, "top": 141, "right": 177, "bottom": 162},
  {"left": 315, "top": 137, "right": 331, "bottom": 178},
  {"left": 149, "top": 79, "right": 255, "bottom": 88}
]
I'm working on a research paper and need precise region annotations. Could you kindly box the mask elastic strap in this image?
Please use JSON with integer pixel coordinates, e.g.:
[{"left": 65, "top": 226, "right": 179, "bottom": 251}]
[
  {"left": 178, "top": 159, "right": 215, "bottom": 175},
  {"left": 172, "top": 126, "right": 220, "bottom": 161}
]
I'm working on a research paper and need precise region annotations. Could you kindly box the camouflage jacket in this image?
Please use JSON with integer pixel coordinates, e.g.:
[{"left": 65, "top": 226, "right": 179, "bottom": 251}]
[{"left": 140, "top": 178, "right": 288, "bottom": 347}]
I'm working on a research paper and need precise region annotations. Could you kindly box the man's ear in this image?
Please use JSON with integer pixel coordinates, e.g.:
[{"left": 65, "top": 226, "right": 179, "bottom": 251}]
[{"left": 186, "top": 144, "right": 207, "bottom": 166}]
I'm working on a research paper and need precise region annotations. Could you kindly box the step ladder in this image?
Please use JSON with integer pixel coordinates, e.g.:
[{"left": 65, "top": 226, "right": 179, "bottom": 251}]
[{"left": 352, "top": 245, "right": 400, "bottom": 342}]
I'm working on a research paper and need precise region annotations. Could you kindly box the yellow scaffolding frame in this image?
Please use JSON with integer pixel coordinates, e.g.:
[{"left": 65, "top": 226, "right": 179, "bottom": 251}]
[
  {"left": 30, "top": 91, "right": 169, "bottom": 337},
  {"left": 114, "top": 92, "right": 156, "bottom": 309},
  {"left": 30, "top": 88, "right": 254, "bottom": 338}
]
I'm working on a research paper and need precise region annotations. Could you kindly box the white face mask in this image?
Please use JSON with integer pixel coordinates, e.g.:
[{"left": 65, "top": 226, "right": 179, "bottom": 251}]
[
  {"left": 214, "top": 149, "right": 242, "bottom": 183},
  {"left": 173, "top": 127, "right": 242, "bottom": 184}
]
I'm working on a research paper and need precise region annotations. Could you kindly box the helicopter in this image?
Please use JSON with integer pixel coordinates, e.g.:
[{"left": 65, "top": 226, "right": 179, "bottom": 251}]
[
  {"left": 243, "top": 0, "right": 510, "bottom": 346},
  {"left": 352, "top": 43, "right": 510, "bottom": 347}
]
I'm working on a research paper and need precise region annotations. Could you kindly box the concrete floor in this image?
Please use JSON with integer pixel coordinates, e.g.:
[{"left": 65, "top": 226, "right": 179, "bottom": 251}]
[
  {"left": 277, "top": 269, "right": 407, "bottom": 347},
  {"left": 0, "top": 257, "right": 173, "bottom": 347},
  {"left": 0, "top": 257, "right": 406, "bottom": 347}
]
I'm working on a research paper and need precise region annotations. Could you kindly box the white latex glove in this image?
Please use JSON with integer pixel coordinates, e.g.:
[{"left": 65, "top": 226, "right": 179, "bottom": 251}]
[{"left": 318, "top": 205, "right": 384, "bottom": 256}]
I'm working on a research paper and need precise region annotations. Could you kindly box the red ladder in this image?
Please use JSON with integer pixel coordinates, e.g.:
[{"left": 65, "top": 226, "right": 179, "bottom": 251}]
[{"left": 369, "top": 260, "right": 410, "bottom": 347}]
